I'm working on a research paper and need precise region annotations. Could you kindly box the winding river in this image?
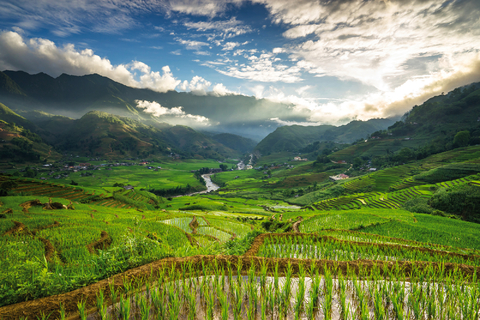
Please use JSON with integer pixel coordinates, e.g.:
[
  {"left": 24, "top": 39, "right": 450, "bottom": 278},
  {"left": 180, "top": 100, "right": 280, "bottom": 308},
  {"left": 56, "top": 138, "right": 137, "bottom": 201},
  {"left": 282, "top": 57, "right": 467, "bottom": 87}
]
[{"left": 175, "top": 173, "right": 220, "bottom": 197}]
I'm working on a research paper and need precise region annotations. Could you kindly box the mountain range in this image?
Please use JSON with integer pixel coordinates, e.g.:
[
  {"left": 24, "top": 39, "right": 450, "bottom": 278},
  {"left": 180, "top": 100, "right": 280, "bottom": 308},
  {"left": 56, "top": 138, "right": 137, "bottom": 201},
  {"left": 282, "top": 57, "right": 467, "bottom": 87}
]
[
  {"left": 0, "top": 70, "right": 302, "bottom": 141},
  {"left": 5, "top": 70, "right": 477, "bottom": 163}
]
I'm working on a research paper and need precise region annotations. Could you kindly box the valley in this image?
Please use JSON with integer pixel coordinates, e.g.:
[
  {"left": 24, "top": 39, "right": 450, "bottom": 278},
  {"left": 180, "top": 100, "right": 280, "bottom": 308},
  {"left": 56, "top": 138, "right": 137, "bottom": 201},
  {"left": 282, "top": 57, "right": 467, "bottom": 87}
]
[{"left": 1, "top": 73, "right": 480, "bottom": 319}]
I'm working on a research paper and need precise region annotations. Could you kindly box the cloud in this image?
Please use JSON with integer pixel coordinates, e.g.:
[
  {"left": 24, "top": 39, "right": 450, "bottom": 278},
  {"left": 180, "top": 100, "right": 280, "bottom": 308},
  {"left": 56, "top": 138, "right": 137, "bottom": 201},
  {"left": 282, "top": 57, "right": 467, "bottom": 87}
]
[
  {"left": 211, "top": 83, "right": 235, "bottom": 96},
  {"left": 136, "top": 100, "right": 210, "bottom": 126},
  {"left": 184, "top": 17, "right": 252, "bottom": 38},
  {"left": 270, "top": 117, "right": 319, "bottom": 126},
  {"left": 250, "top": 85, "right": 265, "bottom": 98},
  {"left": 194, "top": 51, "right": 211, "bottom": 56},
  {"left": 0, "top": 0, "right": 143, "bottom": 36},
  {"left": 295, "top": 85, "right": 312, "bottom": 95},
  {"left": 254, "top": 0, "right": 480, "bottom": 92},
  {"left": 0, "top": 31, "right": 180, "bottom": 92},
  {"left": 167, "top": 0, "right": 242, "bottom": 17},
  {"left": 181, "top": 76, "right": 212, "bottom": 95},
  {"left": 176, "top": 38, "right": 210, "bottom": 50},
  {"left": 222, "top": 42, "right": 240, "bottom": 51},
  {"left": 258, "top": 53, "right": 480, "bottom": 125},
  {"left": 178, "top": 75, "right": 235, "bottom": 96},
  {"left": 206, "top": 51, "right": 303, "bottom": 83}
]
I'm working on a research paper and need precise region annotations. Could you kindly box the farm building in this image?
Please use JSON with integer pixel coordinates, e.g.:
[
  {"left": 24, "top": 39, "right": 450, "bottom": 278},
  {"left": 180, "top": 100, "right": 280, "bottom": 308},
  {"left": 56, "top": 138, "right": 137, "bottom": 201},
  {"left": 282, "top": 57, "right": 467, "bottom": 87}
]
[
  {"left": 294, "top": 156, "right": 308, "bottom": 161},
  {"left": 329, "top": 173, "right": 350, "bottom": 181}
]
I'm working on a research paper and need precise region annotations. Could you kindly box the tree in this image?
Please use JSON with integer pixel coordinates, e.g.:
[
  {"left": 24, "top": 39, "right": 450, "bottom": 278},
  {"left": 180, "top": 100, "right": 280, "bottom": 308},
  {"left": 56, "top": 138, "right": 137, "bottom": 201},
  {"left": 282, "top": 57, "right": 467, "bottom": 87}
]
[
  {"left": 397, "top": 147, "right": 414, "bottom": 163},
  {"left": 24, "top": 167, "right": 36, "bottom": 178},
  {"left": 453, "top": 130, "right": 470, "bottom": 147},
  {"left": 353, "top": 157, "right": 363, "bottom": 169},
  {"left": 219, "top": 164, "right": 228, "bottom": 171}
]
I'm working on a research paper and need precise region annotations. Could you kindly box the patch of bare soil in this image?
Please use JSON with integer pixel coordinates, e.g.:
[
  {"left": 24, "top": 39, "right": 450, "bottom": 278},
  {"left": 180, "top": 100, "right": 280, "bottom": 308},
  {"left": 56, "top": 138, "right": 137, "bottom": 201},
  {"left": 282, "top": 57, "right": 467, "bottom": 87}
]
[
  {"left": 0, "top": 255, "right": 479, "bottom": 320},
  {"left": 201, "top": 216, "right": 210, "bottom": 226},
  {"left": 292, "top": 217, "right": 303, "bottom": 233},
  {"left": 189, "top": 216, "right": 199, "bottom": 234},
  {"left": 185, "top": 232, "right": 199, "bottom": 247},
  {"left": 19, "top": 199, "right": 43, "bottom": 213},
  {"left": 2, "top": 221, "right": 26, "bottom": 236},
  {"left": 1, "top": 208, "right": 13, "bottom": 214},
  {"left": 31, "top": 221, "right": 60, "bottom": 236},
  {"left": 86, "top": 231, "right": 112, "bottom": 254},
  {"left": 38, "top": 237, "right": 56, "bottom": 261}
]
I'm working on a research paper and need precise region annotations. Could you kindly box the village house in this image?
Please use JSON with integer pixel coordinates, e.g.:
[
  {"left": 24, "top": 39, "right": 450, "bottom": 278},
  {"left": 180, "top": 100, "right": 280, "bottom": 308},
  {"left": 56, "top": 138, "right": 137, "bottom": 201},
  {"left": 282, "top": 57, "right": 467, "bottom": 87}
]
[
  {"left": 329, "top": 173, "right": 350, "bottom": 181},
  {"left": 293, "top": 156, "right": 308, "bottom": 161}
]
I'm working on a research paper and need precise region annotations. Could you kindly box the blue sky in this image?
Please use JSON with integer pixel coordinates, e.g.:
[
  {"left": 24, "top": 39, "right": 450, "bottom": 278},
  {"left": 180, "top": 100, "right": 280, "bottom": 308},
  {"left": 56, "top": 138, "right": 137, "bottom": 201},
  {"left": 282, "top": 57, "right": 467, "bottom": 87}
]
[{"left": 0, "top": 0, "right": 480, "bottom": 125}]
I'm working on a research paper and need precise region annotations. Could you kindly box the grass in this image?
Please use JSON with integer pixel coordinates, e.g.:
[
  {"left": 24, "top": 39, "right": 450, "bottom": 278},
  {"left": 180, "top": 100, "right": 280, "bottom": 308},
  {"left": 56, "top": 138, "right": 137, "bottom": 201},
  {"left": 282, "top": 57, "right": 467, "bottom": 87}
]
[
  {"left": 258, "top": 235, "right": 480, "bottom": 266},
  {"left": 0, "top": 195, "right": 256, "bottom": 307},
  {"left": 24, "top": 159, "right": 222, "bottom": 194},
  {"left": 2, "top": 145, "right": 480, "bottom": 318},
  {"left": 300, "top": 210, "right": 391, "bottom": 232},
  {"left": 361, "top": 214, "right": 480, "bottom": 250},
  {"left": 299, "top": 208, "right": 480, "bottom": 251}
]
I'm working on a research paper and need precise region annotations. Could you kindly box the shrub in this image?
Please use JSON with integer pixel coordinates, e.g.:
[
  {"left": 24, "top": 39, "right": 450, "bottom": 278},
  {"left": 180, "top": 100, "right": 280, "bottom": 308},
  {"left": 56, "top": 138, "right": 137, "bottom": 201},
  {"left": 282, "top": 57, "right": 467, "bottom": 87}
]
[{"left": 402, "top": 197, "right": 434, "bottom": 214}]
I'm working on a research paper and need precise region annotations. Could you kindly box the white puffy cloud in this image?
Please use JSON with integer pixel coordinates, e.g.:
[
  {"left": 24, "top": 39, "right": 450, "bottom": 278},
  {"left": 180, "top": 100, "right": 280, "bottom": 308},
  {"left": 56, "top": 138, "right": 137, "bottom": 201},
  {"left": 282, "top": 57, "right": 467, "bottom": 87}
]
[
  {"left": 179, "top": 76, "right": 212, "bottom": 95},
  {"left": 211, "top": 83, "right": 234, "bottom": 96},
  {"left": 136, "top": 100, "right": 210, "bottom": 126},
  {"left": 258, "top": 53, "right": 480, "bottom": 125},
  {"left": 254, "top": 0, "right": 480, "bottom": 92},
  {"left": 0, "top": 31, "right": 180, "bottom": 93},
  {"left": 178, "top": 76, "right": 235, "bottom": 96},
  {"left": 250, "top": 85, "right": 265, "bottom": 99}
]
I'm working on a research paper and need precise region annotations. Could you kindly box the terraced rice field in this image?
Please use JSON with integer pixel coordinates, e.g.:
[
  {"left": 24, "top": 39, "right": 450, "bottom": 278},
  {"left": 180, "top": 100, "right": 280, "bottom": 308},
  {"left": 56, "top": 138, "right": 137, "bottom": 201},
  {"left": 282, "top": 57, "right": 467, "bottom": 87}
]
[
  {"left": 313, "top": 174, "right": 476, "bottom": 212},
  {"left": 1, "top": 176, "right": 136, "bottom": 208}
]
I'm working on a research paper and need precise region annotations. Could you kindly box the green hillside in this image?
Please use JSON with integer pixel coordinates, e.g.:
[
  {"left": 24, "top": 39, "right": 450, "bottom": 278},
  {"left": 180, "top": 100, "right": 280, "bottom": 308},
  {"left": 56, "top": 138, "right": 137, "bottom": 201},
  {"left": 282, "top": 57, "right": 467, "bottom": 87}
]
[
  {"left": 0, "top": 70, "right": 294, "bottom": 140},
  {"left": 210, "top": 133, "right": 257, "bottom": 154},
  {"left": 0, "top": 102, "right": 35, "bottom": 130},
  {"left": 255, "top": 119, "right": 394, "bottom": 155},
  {"left": 51, "top": 111, "right": 239, "bottom": 159},
  {"left": 0, "top": 71, "right": 25, "bottom": 96}
]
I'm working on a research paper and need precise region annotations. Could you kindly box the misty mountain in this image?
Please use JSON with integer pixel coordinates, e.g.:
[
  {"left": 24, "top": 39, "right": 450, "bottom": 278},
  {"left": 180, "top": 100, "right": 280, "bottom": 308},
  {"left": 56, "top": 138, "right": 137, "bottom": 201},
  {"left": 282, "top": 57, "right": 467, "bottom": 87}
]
[
  {"left": 0, "top": 103, "right": 61, "bottom": 162},
  {"left": 0, "top": 102, "right": 35, "bottom": 130},
  {"left": 55, "top": 111, "right": 241, "bottom": 159},
  {"left": 255, "top": 119, "right": 395, "bottom": 155},
  {"left": 210, "top": 133, "right": 257, "bottom": 154},
  {"left": 0, "top": 70, "right": 303, "bottom": 141}
]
